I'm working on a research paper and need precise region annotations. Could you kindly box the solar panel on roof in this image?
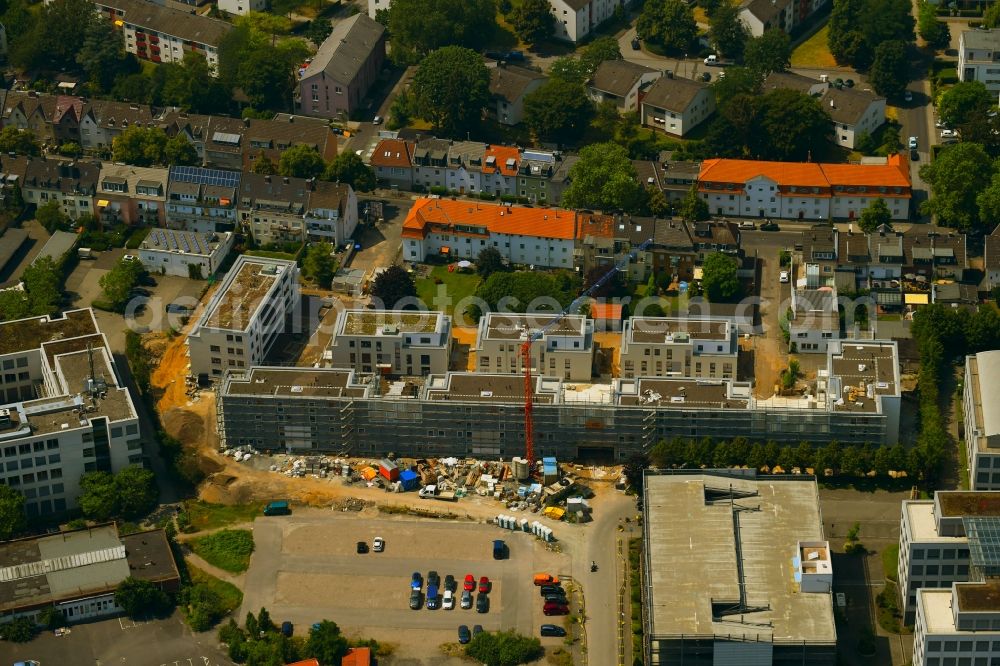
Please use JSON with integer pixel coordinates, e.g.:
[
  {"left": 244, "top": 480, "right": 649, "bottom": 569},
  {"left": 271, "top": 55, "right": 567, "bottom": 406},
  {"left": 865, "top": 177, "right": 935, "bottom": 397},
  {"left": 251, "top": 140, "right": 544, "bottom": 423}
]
[{"left": 169, "top": 165, "right": 240, "bottom": 188}]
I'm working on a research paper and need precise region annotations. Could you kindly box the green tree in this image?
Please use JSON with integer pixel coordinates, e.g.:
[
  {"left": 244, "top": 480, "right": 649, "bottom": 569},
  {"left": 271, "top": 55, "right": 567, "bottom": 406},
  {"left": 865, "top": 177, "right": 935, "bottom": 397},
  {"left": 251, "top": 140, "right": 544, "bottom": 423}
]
[
  {"left": 79, "top": 471, "right": 119, "bottom": 521},
  {"left": 646, "top": 185, "right": 671, "bottom": 217},
  {"left": 160, "top": 52, "right": 232, "bottom": 115},
  {"left": 322, "top": 152, "right": 376, "bottom": 192},
  {"left": 473, "top": 270, "right": 579, "bottom": 314},
  {"left": 476, "top": 246, "right": 507, "bottom": 278},
  {"left": 302, "top": 242, "right": 337, "bottom": 289},
  {"left": 252, "top": 153, "right": 278, "bottom": 175},
  {"left": 977, "top": 169, "right": 1000, "bottom": 231},
  {"left": 753, "top": 89, "right": 832, "bottom": 161},
  {"left": 112, "top": 126, "right": 168, "bottom": 166},
  {"left": 22, "top": 0, "right": 97, "bottom": 71},
  {"left": 828, "top": 0, "right": 913, "bottom": 70},
  {"left": 115, "top": 577, "right": 170, "bottom": 619},
  {"left": 859, "top": 197, "right": 893, "bottom": 233},
  {"left": 743, "top": 29, "right": 791, "bottom": 75},
  {"left": 711, "top": 66, "right": 762, "bottom": 106},
  {"left": 412, "top": 46, "right": 490, "bottom": 136},
  {"left": 370, "top": 264, "right": 418, "bottom": 309},
  {"left": 637, "top": 0, "right": 698, "bottom": 53},
  {"left": 0, "top": 289, "right": 30, "bottom": 322},
  {"left": 702, "top": 252, "right": 741, "bottom": 302},
  {"left": 549, "top": 56, "right": 589, "bottom": 84},
  {"left": 986, "top": 0, "right": 1000, "bottom": 28},
  {"left": 920, "top": 142, "right": 995, "bottom": 232},
  {"left": 0, "top": 127, "right": 40, "bottom": 156},
  {"left": 709, "top": 0, "right": 749, "bottom": 59},
  {"left": 0, "top": 616, "right": 36, "bottom": 642},
  {"left": 305, "top": 620, "right": 349, "bottom": 665},
  {"left": 278, "top": 145, "right": 326, "bottom": 179},
  {"left": 561, "top": 142, "right": 647, "bottom": 213},
  {"left": 507, "top": 0, "right": 555, "bottom": 43},
  {"left": 678, "top": 184, "right": 710, "bottom": 222},
  {"left": 115, "top": 466, "right": 158, "bottom": 519},
  {"left": 388, "top": 0, "right": 497, "bottom": 64},
  {"left": 868, "top": 40, "right": 910, "bottom": 98},
  {"left": 237, "top": 45, "right": 297, "bottom": 111},
  {"left": 523, "top": 80, "right": 594, "bottom": 144},
  {"left": 387, "top": 89, "right": 415, "bottom": 130},
  {"left": 580, "top": 36, "right": 622, "bottom": 73},
  {"left": 98, "top": 256, "right": 145, "bottom": 312},
  {"left": 466, "top": 629, "right": 543, "bottom": 666},
  {"left": 21, "top": 255, "right": 63, "bottom": 315},
  {"left": 77, "top": 17, "right": 130, "bottom": 92},
  {"left": 939, "top": 81, "right": 993, "bottom": 128},
  {"left": 35, "top": 201, "right": 70, "bottom": 235},
  {"left": 164, "top": 135, "right": 200, "bottom": 166},
  {"left": 305, "top": 17, "right": 333, "bottom": 45},
  {"left": 0, "top": 485, "right": 25, "bottom": 541},
  {"left": 181, "top": 582, "right": 225, "bottom": 632},
  {"left": 917, "top": 1, "right": 949, "bottom": 49}
]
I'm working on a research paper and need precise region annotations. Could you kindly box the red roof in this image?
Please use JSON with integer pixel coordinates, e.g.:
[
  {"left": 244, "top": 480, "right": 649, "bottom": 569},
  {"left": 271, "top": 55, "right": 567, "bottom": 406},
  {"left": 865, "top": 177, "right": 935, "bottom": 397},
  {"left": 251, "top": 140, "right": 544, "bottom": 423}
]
[
  {"left": 699, "top": 155, "right": 910, "bottom": 192},
  {"left": 342, "top": 647, "right": 372, "bottom": 666},
  {"left": 590, "top": 302, "right": 623, "bottom": 320},
  {"left": 370, "top": 139, "right": 414, "bottom": 168},
  {"left": 483, "top": 145, "right": 519, "bottom": 176},
  {"left": 287, "top": 660, "right": 321, "bottom": 666},
  {"left": 403, "top": 198, "right": 578, "bottom": 241}
]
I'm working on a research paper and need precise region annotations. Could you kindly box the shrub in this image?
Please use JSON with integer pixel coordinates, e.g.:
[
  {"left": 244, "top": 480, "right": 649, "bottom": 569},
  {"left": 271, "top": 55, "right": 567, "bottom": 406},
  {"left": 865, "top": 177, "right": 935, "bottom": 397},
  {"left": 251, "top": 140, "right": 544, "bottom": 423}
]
[
  {"left": 0, "top": 616, "right": 36, "bottom": 642},
  {"left": 189, "top": 529, "right": 255, "bottom": 573}
]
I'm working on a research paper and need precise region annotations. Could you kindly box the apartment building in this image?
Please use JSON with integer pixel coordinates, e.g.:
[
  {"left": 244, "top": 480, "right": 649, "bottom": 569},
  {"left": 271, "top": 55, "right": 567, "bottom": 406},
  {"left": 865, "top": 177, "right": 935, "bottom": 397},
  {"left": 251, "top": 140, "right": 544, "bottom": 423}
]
[
  {"left": 836, "top": 226, "right": 968, "bottom": 283},
  {"left": 698, "top": 155, "right": 911, "bottom": 221},
  {"left": 165, "top": 165, "right": 240, "bottom": 234},
  {"left": 328, "top": 310, "right": 451, "bottom": 376},
  {"left": 913, "top": 582, "right": 1000, "bottom": 666},
  {"left": 237, "top": 173, "right": 309, "bottom": 246},
  {"left": 587, "top": 60, "right": 660, "bottom": 113},
  {"left": 401, "top": 198, "right": 577, "bottom": 269},
  {"left": 95, "top": 163, "right": 168, "bottom": 227},
  {"left": 473, "top": 313, "right": 593, "bottom": 382},
  {"left": 94, "top": 0, "right": 231, "bottom": 73},
  {"left": 137, "top": 228, "right": 233, "bottom": 278},
  {"left": 218, "top": 0, "right": 266, "bottom": 15},
  {"left": 898, "top": 491, "right": 987, "bottom": 622},
  {"left": 488, "top": 64, "right": 547, "bottom": 126},
  {"left": 369, "top": 137, "right": 414, "bottom": 190},
  {"left": 187, "top": 256, "right": 299, "bottom": 379},
  {"left": 550, "top": 0, "right": 618, "bottom": 42},
  {"left": 22, "top": 158, "right": 99, "bottom": 220},
  {"left": 304, "top": 181, "right": 357, "bottom": 245},
  {"left": 965, "top": 351, "right": 1000, "bottom": 490},
  {"left": 0, "top": 309, "right": 141, "bottom": 516},
  {"left": 619, "top": 317, "right": 738, "bottom": 379},
  {"left": 639, "top": 76, "right": 716, "bottom": 138},
  {"left": 575, "top": 214, "right": 698, "bottom": 283},
  {"left": 789, "top": 281, "right": 841, "bottom": 353},
  {"left": 959, "top": 29, "right": 1000, "bottom": 92}
]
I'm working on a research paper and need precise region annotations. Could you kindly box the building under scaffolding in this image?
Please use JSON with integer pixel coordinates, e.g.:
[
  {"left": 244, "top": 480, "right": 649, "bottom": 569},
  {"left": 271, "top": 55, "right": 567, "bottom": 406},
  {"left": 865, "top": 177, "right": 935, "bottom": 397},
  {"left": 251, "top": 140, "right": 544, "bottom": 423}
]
[{"left": 640, "top": 469, "right": 837, "bottom": 665}]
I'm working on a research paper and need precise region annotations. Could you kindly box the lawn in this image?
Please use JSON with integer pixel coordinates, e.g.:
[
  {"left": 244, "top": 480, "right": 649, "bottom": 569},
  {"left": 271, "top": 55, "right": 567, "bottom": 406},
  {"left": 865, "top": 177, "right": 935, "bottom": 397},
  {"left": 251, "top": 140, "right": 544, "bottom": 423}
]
[
  {"left": 791, "top": 24, "right": 838, "bottom": 69},
  {"left": 184, "top": 500, "right": 262, "bottom": 531},
  {"left": 881, "top": 543, "right": 899, "bottom": 582},
  {"left": 415, "top": 265, "right": 481, "bottom": 316},
  {"left": 189, "top": 529, "right": 255, "bottom": 574},
  {"left": 189, "top": 565, "right": 244, "bottom": 613}
]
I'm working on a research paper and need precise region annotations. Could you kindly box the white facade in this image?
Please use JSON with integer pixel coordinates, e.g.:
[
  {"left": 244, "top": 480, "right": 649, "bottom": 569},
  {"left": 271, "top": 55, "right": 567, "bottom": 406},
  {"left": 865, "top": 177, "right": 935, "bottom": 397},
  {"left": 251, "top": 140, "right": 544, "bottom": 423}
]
[
  {"left": 119, "top": 22, "right": 221, "bottom": 73},
  {"left": 789, "top": 283, "right": 840, "bottom": 354},
  {"left": 474, "top": 313, "right": 593, "bottom": 381},
  {"left": 550, "top": 0, "right": 617, "bottom": 43},
  {"left": 367, "top": 0, "right": 390, "bottom": 18},
  {"left": 619, "top": 316, "right": 738, "bottom": 379},
  {"left": 639, "top": 82, "right": 716, "bottom": 138},
  {"left": 965, "top": 351, "right": 1000, "bottom": 490},
  {"left": 795, "top": 541, "right": 833, "bottom": 593},
  {"left": 328, "top": 310, "right": 451, "bottom": 375},
  {"left": 913, "top": 586, "right": 1000, "bottom": 666},
  {"left": 305, "top": 184, "right": 358, "bottom": 246},
  {"left": 218, "top": 0, "right": 267, "bottom": 14},
  {"left": 829, "top": 97, "right": 887, "bottom": 149},
  {"left": 959, "top": 29, "right": 1000, "bottom": 93},
  {"left": 187, "top": 256, "right": 300, "bottom": 379},
  {"left": 138, "top": 228, "right": 233, "bottom": 278}
]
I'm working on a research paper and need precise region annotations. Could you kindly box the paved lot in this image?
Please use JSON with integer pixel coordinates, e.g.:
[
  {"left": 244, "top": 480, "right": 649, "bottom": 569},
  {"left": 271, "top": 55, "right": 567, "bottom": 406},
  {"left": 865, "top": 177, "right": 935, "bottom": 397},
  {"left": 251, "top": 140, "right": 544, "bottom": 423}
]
[
  {"left": 347, "top": 195, "right": 412, "bottom": 273},
  {"left": 241, "top": 511, "right": 570, "bottom": 664},
  {"left": 0, "top": 220, "right": 50, "bottom": 288},
  {"left": 0, "top": 613, "right": 232, "bottom": 666}
]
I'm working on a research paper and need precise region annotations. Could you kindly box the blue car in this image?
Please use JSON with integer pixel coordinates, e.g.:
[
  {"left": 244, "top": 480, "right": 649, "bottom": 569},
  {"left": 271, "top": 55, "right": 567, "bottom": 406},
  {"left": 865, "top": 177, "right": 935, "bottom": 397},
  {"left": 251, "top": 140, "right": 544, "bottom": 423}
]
[
  {"left": 411, "top": 572, "right": 422, "bottom": 590},
  {"left": 426, "top": 584, "right": 440, "bottom": 609}
]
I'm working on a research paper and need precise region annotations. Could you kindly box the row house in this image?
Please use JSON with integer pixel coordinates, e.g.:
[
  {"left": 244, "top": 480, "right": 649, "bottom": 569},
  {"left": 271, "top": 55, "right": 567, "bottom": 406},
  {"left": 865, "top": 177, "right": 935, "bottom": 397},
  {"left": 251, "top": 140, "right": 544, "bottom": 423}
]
[
  {"left": 164, "top": 165, "right": 239, "bottom": 234},
  {"left": 304, "top": 180, "right": 357, "bottom": 246},
  {"left": 835, "top": 225, "right": 968, "bottom": 283},
  {"left": 94, "top": 0, "right": 231, "bottom": 73},
  {"left": 633, "top": 158, "right": 701, "bottom": 201},
  {"left": 574, "top": 213, "right": 698, "bottom": 284},
  {"left": 550, "top": 0, "right": 619, "bottom": 43},
  {"left": 697, "top": 155, "right": 912, "bottom": 221},
  {"left": 78, "top": 101, "right": 156, "bottom": 151},
  {"left": 369, "top": 138, "right": 414, "bottom": 191},
  {"left": 238, "top": 173, "right": 310, "bottom": 246},
  {"left": 95, "top": 163, "right": 168, "bottom": 227},
  {"left": 22, "top": 158, "right": 100, "bottom": 220}
]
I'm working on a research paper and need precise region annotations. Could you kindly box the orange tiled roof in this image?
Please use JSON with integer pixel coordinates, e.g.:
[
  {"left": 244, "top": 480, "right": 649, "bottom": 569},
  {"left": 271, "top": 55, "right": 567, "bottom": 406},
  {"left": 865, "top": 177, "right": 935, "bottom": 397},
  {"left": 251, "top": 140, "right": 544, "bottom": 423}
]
[
  {"left": 341, "top": 647, "right": 372, "bottom": 666},
  {"left": 576, "top": 212, "right": 616, "bottom": 239},
  {"left": 699, "top": 155, "right": 911, "bottom": 192},
  {"left": 403, "top": 198, "right": 578, "bottom": 240},
  {"left": 590, "top": 302, "right": 623, "bottom": 320},
  {"left": 820, "top": 154, "right": 910, "bottom": 189},
  {"left": 370, "top": 139, "right": 413, "bottom": 168},
  {"left": 484, "top": 144, "right": 520, "bottom": 176}
]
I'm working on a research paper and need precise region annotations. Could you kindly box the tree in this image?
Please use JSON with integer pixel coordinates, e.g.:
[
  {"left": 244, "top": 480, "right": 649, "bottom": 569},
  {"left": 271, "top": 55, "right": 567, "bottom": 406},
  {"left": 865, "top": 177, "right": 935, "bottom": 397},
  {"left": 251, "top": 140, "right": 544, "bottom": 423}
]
[
  {"left": 977, "top": 169, "right": 1000, "bottom": 231},
  {"left": 920, "top": 142, "right": 995, "bottom": 232},
  {"left": 828, "top": 0, "right": 913, "bottom": 70},
  {"left": 303, "top": 242, "right": 337, "bottom": 289},
  {"left": 868, "top": 40, "right": 910, "bottom": 98},
  {"left": 917, "top": 1, "right": 949, "bottom": 49},
  {"left": 0, "top": 127, "right": 40, "bottom": 156},
  {"left": 237, "top": 45, "right": 298, "bottom": 111},
  {"left": 580, "top": 36, "right": 622, "bottom": 73},
  {"left": 77, "top": 17, "right": 131, "bottom": 92},
  {"left": 35, "top": 201, "right": 70, "bottom": 234},
  {"left": 753, "top": 89, "right": 832, "bottom": 161},
  {"left": 253, "top": 153, "right": 278, "bottom": 175},
  {"left": 112, "top": 126, "right": 168, "bottom": 166},
  {"left": 388, "top": 0, "right": 497, "bottom": 64},
  {"left": 164, "top": 135, "right": 200, "bottom": 166},
  {"left": 780, "top": 359, "right": 801, "bottom": 390},
  {"left": 115, "top": 577, "right": 170, "bottom": 619},
  {"left": 702, "top": 252, "right": 741, "bottom": 302},
  {"left": 411, "top": 46, "right": 490, "bottom": 136},
  {"left": 711, "top": 66, "right": 762, "bottom": 106},
  {"left": 115, "top": 466, "right": 158, "bottom": 518},
  {"left": 278, "top": 145, "right": 326, "bottom": 179},
  {"left": 709, "top": 0, "right": 749, "bottom": 59},
  {"left": 743, "top": 29, "right": 791, "bottom": 75},
  {"left": 476, "top": 246, "right": 506, "bottom": 278},
  {"left": 507, "top": 0, "right": 554, "bottom": 43},
  {"left": 859, "top": 197, "right": 893, "bottom": 233},
  {"left": 465, "top": 629, "right": 544, "bottom": 666},
  {"left": 16, "top": 0, "right": 97, "bottom": 71},
  {"left": 549, "top": 57, "right": 589, "bottom": 84},
  {"left": 939, "top": 81, "right": 993, "bottom": 128},
  {"left": 623, "top": 453, "right": 649, "bottom": 493},
  {"left": 473, "top": 270, "right": 579, "bottom": 315},
  {"left": 21, "top": 255, "right": 62, "bottom": 315},
  {"left": 79, "top": 471, "right": 119, "bottom": 521},
  {"left": 182, "top": 582, "right": 225, "bottom": 632},
  {"left": 305, "top": 620, "right": 349, "bottom": 665},
  {"left": 99, "top": 257, "right": 145, "bottom": 312},
  {"left": 0, "top": 289, "right": 30, "bottom": 322},
  {"left": 0, "top": 616, "right": 35, "bottom": 642},
  {"left": 0, "top": 485, "right": 25, "bottom": 541},
  {"left": 646, "top": 185, "right": 670, "bottom": 217},
  {"left": 561, "top": 142, "right": 647, "bottom": 213},
  {"left": 523, "top": 80, "right": 594, "bottom": 144},
  {"left": 160, "top": 52, "right": 232, "bottom": 115},
  {"left": 986, "top": 0, "right": 1000, "bottom": 28},
  {"left": 678, "top": 184, "right": 710, "bottom": 223},
  {"left": 322, "top": 152, "right": 376, "bottom": 192},
  {"left": 388, "top": 89, "right": 415, "bottom": 129},
  {"left": 370, "top": 264, "right": 418, "bottom": 309},
  {"left": 637, "top": 0, "right": 698, "bottom": 53},
  {"left": 305, "top": 17, "right": 333, "bottom": 46}
]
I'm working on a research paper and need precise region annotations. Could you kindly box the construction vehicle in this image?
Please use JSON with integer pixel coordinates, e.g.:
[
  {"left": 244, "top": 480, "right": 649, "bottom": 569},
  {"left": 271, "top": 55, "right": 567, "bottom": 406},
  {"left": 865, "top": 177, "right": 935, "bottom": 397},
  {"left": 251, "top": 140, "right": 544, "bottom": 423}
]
[
  {"left": 519, "top": 239, "right": 653, "bottom": 465},
  {"left": 419, "top": 484, "right": 457, "bottom": 501}
]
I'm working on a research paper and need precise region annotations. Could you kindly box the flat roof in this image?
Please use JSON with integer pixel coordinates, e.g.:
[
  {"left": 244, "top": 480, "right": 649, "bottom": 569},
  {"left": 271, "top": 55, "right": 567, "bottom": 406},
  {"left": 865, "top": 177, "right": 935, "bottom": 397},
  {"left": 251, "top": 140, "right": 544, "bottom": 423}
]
[
  {"left": 139, "top": 228, "right": 229, "bottom": 256},
  {"left": 0, "top": 228, "right": 28, "bottom": 272},
  {"left": 339, "top": 310, "right": 443, "bottom": 336},
  {"left": 904, "top": 501, "right": 963, "bottom": 542},
  {"left": 121, "top": 530, "right": 181, "bottom": 584},
  {"left": 919, "top": 589, "right": 958, "bottom": 634},
  {"left": 956, "top": 581, "right": 1000, "bottom": 613},
  {"left": 970, "top": 351, "right": 1000, "bottom": 446},
  {"left": 626, "top": 317, "right": 730, "bottom": 344},
  {"left": 0, "top": 309, "right": 98, "bottom": 357},
  {"left": 830, "top": 341, "right": 898, "bottom": 413},
  {"left": 223, "top": 367, "right": 369, "bottom": 399},
  {"left": 198, "top": 256, "right": 293, "bottom": 331},
  {"left": 617, "top": 377, "right": 748, "bottom": 408},
  {"left": 482, "top": 313, "right": 586, "bottom": 341},
  {"left": 32, "top": 230, "right": 78, "bottom": 265},
  {"left": 938, "top": 492, "right": 1000, "bottom": 518},
  {"left": 423, "top": 373, "right": 557, "bottom": 404},
  {"left": 643, "top": 472, "right": 836, "bottom": 644}
]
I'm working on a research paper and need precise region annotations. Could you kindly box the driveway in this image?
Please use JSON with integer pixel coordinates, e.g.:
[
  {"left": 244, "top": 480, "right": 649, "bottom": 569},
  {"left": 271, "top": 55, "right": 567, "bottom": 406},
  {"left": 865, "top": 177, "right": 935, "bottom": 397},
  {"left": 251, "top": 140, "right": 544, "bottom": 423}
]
[{"left": 347, "top": 195, "right": 412, "bottom": 273}]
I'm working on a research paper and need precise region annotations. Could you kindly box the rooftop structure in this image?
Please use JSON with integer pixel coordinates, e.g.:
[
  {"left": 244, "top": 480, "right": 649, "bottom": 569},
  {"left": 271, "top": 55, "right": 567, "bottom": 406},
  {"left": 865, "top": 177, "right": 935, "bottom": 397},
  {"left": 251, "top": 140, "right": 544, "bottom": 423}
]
[
  {"left": 198, "top": 256, "right": 291, "bottom": 331},
  {"left": 616, "top": 377, "right": 751, "bottom": 408},
  {"left": 641, "top": 471, "right": 836, "bottom": 665},
  {"left": 223, "top": 367, "right": 370, "bottom": 400},
  {"left": 340, "top": 310, "right": 442, "bottom": 335},
  {"left": 826, "top": 340, "right": 899, "bottom": 414},
  {"left": 329, "top": 310, "right": 452, "bottom": 376}
]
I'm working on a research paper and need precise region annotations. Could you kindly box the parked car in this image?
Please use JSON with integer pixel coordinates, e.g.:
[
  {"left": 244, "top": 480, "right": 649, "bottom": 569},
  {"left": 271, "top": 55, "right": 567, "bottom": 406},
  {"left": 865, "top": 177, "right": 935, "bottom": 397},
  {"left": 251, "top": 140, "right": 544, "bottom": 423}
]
[
  {"left": 504, "top": 50, "right": 525, "bottom": 61},
  {"left": 540, "top": 585, "right": 564, "bottom": 597},
  {"left": 779, "top": 270, "right": 790, "bottom": 283},
  {"left": 372, "top": 536, "right": 384, "bottom": 552},
  {"left": 428, "top": 571, "right": 440, "bottom": 588},
  {"left": 544, "top": 594, "right": 568, "bottom": 604},
  {"left": 458, "top": 625, "right": 471, "bottom": 644},
  {"left": 476, "top": 592, "right": 489, "bottom": 613},
  {"left": 543, "top": 602, "right": 570, "bottom": 616},
  {"left": 473, "top": 624, "right": 484, "bottom": 637},
  {"left": 540, "top": 624, "right": 567, "bottom": 637},
  {"left": 280, "top": 621, "right": 293, "bottom": 637},
  {"left": 464, "top": 574, "right": 476, "bottom": 591},
  {"left": 479, "top": 576, "right": 491, "bottom": 593},
  {"left": 908, "top": 136, "right": 918, "bottom": 150},
  {"left": 760, "top": 221, "right": 780, "bottom": 231},
  {"left": 123, "top": 254, "right": 138, "bottom": 262},
  {"left": 411, "top": 572, "right": 422, "bottom": 590},
  {"left": 373, "top": 115, "right": 383, "bottom": 125},
  {"left": 941, "top": 129, "right": 959, "bottom": 139},
  {"left": 631, "top": 37, "right": 640, "bottom": 50},
  {"left": 356, "top": 541, "right": 368, "bottom": 554},
  {"left": 461, "top": 590, "right": 473, "bottom": 609},
  {"left": 738, "top": 221, "right": 755, "bottom": 230},
  {"left": 700, "top": 72, "right": 711, "bottom": 82},
  {"left": 442, "top": 589, "right": 455, "bottom": 610},
  {"left": 904, "top": 90, "right": 913, "bottom": 102},
  {"left": 445, "top": 574, "right": 457, "bottom": 593},
  {"left": 426, "top": 585, "right": 440, "bottom": 610},
  {"left": 493, "top": 540, "right": 506, "bottom": 560},
  {"left": 409, "top": 590, "right": 422, "bottom": 610},
  {"left": 534, "top": 573, "right": 559, "bottom": 586}
]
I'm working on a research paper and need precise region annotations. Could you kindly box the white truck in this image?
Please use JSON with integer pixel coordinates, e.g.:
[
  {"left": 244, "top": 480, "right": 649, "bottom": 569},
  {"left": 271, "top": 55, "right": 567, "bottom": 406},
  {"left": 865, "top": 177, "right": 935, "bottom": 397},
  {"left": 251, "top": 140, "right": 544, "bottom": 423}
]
[
  {"left": 703, "top": 54, "right": 732, "bottom": 66},
  {"left": 419, "top": 484, "right": 457, "bottom": 501}
]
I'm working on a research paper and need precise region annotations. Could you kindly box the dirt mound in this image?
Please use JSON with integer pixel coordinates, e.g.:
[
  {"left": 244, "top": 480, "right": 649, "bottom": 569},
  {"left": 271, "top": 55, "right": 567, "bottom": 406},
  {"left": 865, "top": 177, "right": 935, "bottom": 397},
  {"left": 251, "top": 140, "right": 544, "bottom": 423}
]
[{"left": 161, "top": 407, "right": 205, "bottom": 443}]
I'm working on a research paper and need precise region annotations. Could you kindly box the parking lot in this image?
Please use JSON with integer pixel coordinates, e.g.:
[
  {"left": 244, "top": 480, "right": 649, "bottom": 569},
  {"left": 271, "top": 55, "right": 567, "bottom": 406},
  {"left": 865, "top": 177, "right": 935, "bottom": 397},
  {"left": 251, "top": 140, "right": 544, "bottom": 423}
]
[{"left": 242, "top": 510, "right": 574, "bottom": 663}]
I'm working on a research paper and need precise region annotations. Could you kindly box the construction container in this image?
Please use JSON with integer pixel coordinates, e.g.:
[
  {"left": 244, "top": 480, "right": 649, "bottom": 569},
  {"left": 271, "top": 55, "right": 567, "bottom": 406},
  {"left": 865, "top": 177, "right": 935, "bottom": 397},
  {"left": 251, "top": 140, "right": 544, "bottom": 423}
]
[
  {"left": 379, "top": 458, "right": 399, "bottom": 481},
  {"left": 512, "top": 457, "right": 530, "bottom": 481},
  {"left": 341, "top": 464, "right": 351, "bottom": 477},
  {"left": 399, "top": 469, "right": 420, "bottom": 491},
  {"left": 519, "top": 517, "right": 529, "bottom": 532},
  {"left": 360, "top": 466, "right": 378, "bottom": 481}
]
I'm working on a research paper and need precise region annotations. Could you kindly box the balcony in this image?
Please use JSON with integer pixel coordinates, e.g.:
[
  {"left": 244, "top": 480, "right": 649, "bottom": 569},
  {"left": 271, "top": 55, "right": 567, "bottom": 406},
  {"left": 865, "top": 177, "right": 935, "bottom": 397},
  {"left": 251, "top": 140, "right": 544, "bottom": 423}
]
[{"left": 135, "top": 33, "right": 146, "bottom": 42}]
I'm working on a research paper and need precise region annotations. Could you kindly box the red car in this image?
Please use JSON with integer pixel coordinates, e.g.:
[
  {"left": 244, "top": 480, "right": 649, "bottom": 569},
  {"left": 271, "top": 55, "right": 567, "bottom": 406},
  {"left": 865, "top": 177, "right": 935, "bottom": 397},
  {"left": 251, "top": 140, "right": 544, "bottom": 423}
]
[
  {"left": 543, "top": 602, "right": 569, "bottom": 616},
  {"left": 464, "top": 574, "right": 475, "bottom": 591},
  {"left": 479, "top": 576, "right": 491, "bottom": 593}
]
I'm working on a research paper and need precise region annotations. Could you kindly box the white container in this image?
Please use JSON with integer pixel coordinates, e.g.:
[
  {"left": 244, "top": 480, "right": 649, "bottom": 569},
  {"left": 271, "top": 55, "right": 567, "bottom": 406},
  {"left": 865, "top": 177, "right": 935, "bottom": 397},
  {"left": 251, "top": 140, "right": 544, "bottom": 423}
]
[{"left": 519, "top": 518, "right": 529, "bottom": 532}]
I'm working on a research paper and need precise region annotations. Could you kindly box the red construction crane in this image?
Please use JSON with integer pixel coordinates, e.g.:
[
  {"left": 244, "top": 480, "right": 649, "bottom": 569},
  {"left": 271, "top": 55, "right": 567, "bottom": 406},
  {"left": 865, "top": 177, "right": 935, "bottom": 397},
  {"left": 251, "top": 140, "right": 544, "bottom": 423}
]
[{"left": 520, "top": 239, "right": 652, "bottom": 465}]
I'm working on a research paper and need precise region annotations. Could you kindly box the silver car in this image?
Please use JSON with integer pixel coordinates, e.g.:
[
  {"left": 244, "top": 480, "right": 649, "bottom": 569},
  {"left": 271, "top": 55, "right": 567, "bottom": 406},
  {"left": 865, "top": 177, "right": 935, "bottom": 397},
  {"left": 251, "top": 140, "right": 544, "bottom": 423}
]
[{"left": 461, "top": 590, "right": 473, "bottom": 609}]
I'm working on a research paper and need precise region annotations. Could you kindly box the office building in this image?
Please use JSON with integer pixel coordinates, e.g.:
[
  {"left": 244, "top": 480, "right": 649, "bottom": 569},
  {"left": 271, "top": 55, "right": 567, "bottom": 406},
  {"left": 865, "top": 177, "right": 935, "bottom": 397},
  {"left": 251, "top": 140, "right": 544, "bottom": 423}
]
[
  {"left": 913, "top": 582, "right": 1000, "bottom": 666},
  {"left": 965, "top": 351, "right": 1000, "bottom": 490}
]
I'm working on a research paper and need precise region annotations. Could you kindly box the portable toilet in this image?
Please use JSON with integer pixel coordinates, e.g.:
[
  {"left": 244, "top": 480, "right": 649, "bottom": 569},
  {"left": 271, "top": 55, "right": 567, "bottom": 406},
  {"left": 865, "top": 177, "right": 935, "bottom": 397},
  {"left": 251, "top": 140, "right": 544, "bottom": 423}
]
[{"left": 519, "top": 517, "right": 529, "bottom": 532}]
